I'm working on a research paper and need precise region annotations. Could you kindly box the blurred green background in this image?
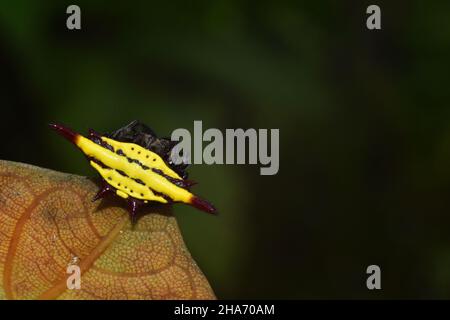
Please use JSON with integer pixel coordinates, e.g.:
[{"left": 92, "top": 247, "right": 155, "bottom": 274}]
[{"left": 1, "top": 0, "right": 450, "bottom": 298}]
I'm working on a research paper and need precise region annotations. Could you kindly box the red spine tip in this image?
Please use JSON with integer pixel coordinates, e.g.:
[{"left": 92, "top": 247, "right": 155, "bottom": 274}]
[
  {"left": 189, "top": 196, "right": 217, "bottom": 215},
  {"left": 49, "top": 123, "right": 80, "bottom": 144}
]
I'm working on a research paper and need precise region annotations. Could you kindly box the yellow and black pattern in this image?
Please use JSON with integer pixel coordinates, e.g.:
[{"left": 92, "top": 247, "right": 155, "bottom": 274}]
[
  {"left": 76, "top": 135, "right": 192, "bottom": 203},
  {"left": 89, "top": 161, "right": 168, "bottom": 203},
  {"left": 50, "top": 122, "right": 216, "bottom": 221}
]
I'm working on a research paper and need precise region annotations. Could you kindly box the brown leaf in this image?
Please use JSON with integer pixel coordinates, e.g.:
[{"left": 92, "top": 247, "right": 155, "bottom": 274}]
[{"left": 0, "top": 160, "right": 215, "bottom": 300}]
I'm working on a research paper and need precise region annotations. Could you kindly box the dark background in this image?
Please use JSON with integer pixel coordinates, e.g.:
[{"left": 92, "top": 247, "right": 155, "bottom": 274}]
[{"left": 1, "top": 0, "right": 450, "bottom": 299}]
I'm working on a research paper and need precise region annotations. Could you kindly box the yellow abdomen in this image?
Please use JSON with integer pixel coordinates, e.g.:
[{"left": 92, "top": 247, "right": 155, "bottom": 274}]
[{"left": 75, "top": 135, "right": 193, "bottom": 204}]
